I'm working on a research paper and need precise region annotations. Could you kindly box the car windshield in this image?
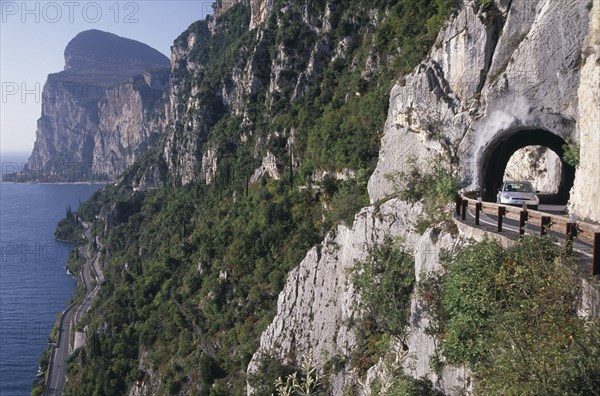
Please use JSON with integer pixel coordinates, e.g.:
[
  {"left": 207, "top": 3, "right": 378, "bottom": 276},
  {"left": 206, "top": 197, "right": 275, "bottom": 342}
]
[{"left": 503, "top": 182, "right": 534, "bottom": 193}]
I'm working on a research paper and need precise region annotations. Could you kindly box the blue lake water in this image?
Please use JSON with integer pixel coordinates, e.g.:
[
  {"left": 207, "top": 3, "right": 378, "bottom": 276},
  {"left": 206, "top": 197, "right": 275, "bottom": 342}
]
[{"left": 0, "top": 153, "right": 103, "bottom": 395}]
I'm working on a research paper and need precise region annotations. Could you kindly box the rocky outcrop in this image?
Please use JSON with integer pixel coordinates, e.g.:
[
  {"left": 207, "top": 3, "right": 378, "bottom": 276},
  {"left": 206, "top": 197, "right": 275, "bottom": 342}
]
[
  {"left": 503, "top": 146, "right": 561, "bottom": 193},
  {"left": 250, "top": 0, "right": 599, "bottom": 393},
  {"left": 161, "top": 1, "right": 381, "bottom": 186},
  {"left": 570, "top": 0, "right": 600, "bottom": 222},
  {"left": 250, "top": 0, "right": 273, "bottom": 29},
  {"left": 368, "top": 0, "right": 596, "bottom": 214},
  {"left": 250, "top": 151, "right": 281, "bottom": 182},
  {"left": 22, "top": 30, "right": 169, "bottom": 182},
  {"left": 248, "top": 198, "right": 470, "bottom": 394},
  {"left": 212, "top": 0, "right": 273, "bottom": 30}
]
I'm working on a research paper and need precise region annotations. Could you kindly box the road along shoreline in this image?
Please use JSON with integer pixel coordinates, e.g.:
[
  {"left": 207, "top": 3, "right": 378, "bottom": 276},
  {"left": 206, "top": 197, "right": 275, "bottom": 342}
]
[{"left": 43, "top": 222, "right": 103, "bottom": 396}]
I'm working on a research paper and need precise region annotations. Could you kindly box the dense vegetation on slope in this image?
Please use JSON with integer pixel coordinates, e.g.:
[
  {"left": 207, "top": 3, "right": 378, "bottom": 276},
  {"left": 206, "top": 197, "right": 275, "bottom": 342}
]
[
  {"left": 421, "top": 237, "right": 600, "bottom": 395},
  {"left": 56, "top": 1, "right": 461, "bottom": 394},
  {"left": 55, "top": 206, "right": 83, "bottom": 242}
]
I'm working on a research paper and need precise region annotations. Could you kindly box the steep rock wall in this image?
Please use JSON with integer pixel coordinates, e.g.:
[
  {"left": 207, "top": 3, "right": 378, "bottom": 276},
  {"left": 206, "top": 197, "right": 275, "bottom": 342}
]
[
  {"left": 162, "top": 1, "right": 388, "bottom": 185},
  {"left": 369, "top": 0, "right": 595, "bottom": 205},
  {"left": 250, "top": 0, "right": 599, "bottom": 393},
  {"left": 570, "top": 0, "right": 600, "bottom": 221},
  {"left": 93, "top": 71, "right": 169, "bottom": 179},
  {"left": 503, "top": 146, "right": 561, "bottom": 193},
  {"left": 22, "top": 30, "right": 170, "bottom": 182},
  {"left": 248, "top": 198, "right": 470, "bottom": 394}
]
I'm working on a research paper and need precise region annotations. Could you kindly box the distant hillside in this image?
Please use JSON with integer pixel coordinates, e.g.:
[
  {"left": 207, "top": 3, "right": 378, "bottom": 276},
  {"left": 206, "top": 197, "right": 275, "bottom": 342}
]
[
  {"left": 56, "top": 29, "right": 170, "bottom": 86},
  {"left": 9, "top": 30, "right": 170, "bottom": 182}
]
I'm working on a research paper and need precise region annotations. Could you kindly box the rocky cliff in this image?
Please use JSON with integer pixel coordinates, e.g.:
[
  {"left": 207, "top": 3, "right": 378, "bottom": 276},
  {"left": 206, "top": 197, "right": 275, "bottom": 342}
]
[
  {"left": 250, "top": 0, "right": 599, "bottom": 394},
  {"left": 22, "top": 30, "right": 169, "bottom": 181},
  {"left": 368, "top": 0, "right": 595, "bottom": 206},
  {"left": 503, "top": 146, "right": 561, "bottom": 193},
  {"left": 159, "top": 0, "right": 396, "bottom": 187},
  {"left": 55, "top": 1, "right": 599, "bottom": 395}
]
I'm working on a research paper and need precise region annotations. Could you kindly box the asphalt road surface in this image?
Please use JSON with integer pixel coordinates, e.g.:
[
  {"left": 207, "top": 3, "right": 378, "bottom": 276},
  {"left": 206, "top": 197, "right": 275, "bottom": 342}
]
[{"left": 44, "top": 223, "right": 103, "bottom": 396}]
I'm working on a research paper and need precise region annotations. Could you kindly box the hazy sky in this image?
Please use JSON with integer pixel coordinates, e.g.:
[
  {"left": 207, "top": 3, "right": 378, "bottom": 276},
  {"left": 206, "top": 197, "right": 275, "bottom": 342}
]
[{"left": 0, "top": 0, "right": 214, "bottom": 154}]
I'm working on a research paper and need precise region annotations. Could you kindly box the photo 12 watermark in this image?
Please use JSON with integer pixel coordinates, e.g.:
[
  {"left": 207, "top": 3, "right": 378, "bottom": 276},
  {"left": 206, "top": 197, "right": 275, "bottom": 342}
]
[
  {"left": 0, "top": 241, "right": 69, "bottom": 264},
  {"left": 2, "top": 77, "right": 157, "bottom": 105},
  {"left": 2, "top": 160, "right": 94, "bottom": 182},
  {"left": 0, "top": 321, "right": 54, "bottom": 344},
  {"left": 1, "top": 1, "right": 140, "bottom": 24}
]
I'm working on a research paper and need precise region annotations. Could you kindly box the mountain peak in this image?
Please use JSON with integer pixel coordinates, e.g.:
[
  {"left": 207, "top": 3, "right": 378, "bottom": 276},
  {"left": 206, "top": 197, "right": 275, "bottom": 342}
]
[{"left": 64, "top": 29, "right": 169, "bottom": 74}]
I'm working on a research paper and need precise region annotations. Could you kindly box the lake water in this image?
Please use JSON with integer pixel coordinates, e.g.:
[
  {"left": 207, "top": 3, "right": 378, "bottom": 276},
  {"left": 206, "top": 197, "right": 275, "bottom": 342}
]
[{"left": 0, "top": 152, "right": 103, "bottom": 395}]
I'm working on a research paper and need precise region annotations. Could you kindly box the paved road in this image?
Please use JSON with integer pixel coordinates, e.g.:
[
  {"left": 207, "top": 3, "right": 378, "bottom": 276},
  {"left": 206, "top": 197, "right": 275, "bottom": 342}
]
[{"left": 44, "top": 222, "right": 103, "bottom": 396}]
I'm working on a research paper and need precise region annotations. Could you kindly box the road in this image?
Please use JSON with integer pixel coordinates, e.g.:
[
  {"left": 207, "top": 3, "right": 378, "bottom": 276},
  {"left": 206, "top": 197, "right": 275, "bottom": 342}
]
[
  {"left": 461, "top": 204, "right": 595, "bottom": 273},
  {"left": 44, "top": 222, "right": 104, "bottom": 396}
]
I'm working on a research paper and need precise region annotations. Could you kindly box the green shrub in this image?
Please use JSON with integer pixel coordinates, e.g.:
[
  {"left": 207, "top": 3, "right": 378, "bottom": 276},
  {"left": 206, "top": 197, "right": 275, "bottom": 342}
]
[
  {"left": 562, "top": 139, "right": 580, "bottom": 167},
  {"left": 247, "top": 355, "right": 296, "bottom": 396},
  {"left": 352, "top": 238, "right": 415, "bottom": 338},
  {"left": 386, "top": 158, "right": 460, "bottom": 233},
  {"left": 380, "top": 376, "right": 443, "bottom": 396},
  {"left": 422, "top": 236, "right": 600, "bottom": 395}
]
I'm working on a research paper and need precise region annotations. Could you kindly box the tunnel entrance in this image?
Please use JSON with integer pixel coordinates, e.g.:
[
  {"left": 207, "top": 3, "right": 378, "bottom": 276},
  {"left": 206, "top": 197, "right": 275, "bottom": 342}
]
[{"left": 481, "top": 129, "right": 575, "bottom": 204}]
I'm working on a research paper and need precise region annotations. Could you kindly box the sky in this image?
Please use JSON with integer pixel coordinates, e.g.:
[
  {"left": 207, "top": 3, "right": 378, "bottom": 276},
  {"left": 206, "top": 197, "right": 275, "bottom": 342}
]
[{"left": 0, "top": 0, "right": 214, "bottom": 154}]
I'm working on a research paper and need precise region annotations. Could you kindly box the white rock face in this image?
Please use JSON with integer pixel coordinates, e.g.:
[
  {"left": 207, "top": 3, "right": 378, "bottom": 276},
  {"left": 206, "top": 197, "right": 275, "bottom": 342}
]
[
  {"left": 248, "top": 199, "right": 425, "bottom": 393},
  {"left": 250, "top": 151, "right": 281, "bottom": 182},
  {"left": 570, "top": 0, "right": 600, "bottom": 222},
  {"left": 362, "top": 231, "right": 471, "bottom": 395},
  {"left": 250, "top": 0, "right": 599, "bottom": 393},
  {"left": 503, "top": 146, "right": 562, "bottom": 193},
  {"left": 248, "top": 199, "right": 474, "bottom": 394},
  {"left": 250, "top": 0, "right": 273, "bottom": 29},
  {"left": 368, "top": 0, "right": 597, "bottom": 219}
]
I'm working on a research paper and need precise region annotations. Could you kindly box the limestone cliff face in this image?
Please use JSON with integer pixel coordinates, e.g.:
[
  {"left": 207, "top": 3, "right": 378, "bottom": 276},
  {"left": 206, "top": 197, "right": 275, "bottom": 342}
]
[
  {"left": 249, "top": 0, "right": 599, "bottom": 393},
  {"left": 161, "top": 0, "right": 386, "bottom": 185},
  {"left": 93, "top": 71, "right": 169, "bottom": 179},
  {"left": 24, "top": 30, "right": 169, "bottom": 181},
  {"left": 503, "top": 146, "right": 561, "bottom": 193},
  {"left": 212, "top": 0, "right": 273, "bottom": 30},
  {"left": 249, "top": 0, "right": 273, "bottom": 29},
  {"left": 570, "top": 0, "right": 600, "bottom": 221},
  {"left": 368, "top": 0, "right": 595, "bottom": 205},
  {"left": 248, "top": 200, "right": 470, "bottom": 394}
]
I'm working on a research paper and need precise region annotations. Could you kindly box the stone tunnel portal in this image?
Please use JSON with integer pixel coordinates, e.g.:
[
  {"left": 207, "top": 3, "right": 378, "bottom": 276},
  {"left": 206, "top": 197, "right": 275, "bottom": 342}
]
[{"left": 481, "top": 129, "right": 576, "bottom": 204}]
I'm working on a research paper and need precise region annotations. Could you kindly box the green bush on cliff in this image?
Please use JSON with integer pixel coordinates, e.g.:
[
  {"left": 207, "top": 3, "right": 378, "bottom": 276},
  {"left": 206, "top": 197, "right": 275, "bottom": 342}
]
[
  {"left": 386, "top": 157, "right": 460, "bottom": 233},
  {"left": 562, "top": 138, "right": 581, "bottom": 167},
  {"left": 421, "top": 236, "right": 600, "bottom": 395},
  {"left": 352, "top": 238, "right": 415, "bottom": 338},
  {"left": 55, "top": 205, "right": 82, "bottom": 242}
]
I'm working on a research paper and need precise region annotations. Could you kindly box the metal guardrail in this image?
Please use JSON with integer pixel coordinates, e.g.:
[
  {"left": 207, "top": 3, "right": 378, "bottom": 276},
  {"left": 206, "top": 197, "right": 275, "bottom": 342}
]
[{"left": 456, "top": 191, "right": 600, "bottom": 277}]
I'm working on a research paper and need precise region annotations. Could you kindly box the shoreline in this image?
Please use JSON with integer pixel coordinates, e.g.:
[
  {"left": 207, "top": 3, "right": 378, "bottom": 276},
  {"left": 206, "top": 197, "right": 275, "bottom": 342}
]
[
  {"left": 0, "top": 181, "right": 110, "bottom": 186},
  {"left": 40, "top": 222, "right": 102, "bottom": 395}
]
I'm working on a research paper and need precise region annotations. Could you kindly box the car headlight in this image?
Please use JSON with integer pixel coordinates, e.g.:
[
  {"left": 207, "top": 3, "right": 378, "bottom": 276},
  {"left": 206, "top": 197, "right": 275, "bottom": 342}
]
[{"left": 502, "top": 193, "right": 510, "bottom": 199}]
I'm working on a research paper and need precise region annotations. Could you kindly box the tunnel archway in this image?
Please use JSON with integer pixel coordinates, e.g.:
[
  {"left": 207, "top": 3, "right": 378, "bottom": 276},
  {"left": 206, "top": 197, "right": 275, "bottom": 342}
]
[{"left": 481, "top": 129, "right": 576, "bottom": 204}]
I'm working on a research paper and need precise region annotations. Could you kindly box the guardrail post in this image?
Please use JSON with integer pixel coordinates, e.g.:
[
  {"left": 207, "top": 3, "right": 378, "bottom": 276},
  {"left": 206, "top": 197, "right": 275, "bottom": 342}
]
[
  {"left": 497, "top": 206, "right": 505, "bottom": 232},
  {"left": 519, "top": 210, "right": 528, "bottom": 237},
  {"left": 461, "top": 199, "right": 467, "bottom": 221},
  {"left": 455, "top": 194, "right": 461, "bottom": 216},
  {"left": 475, "top": 201, "right": 482, "bottom": 226},
  {"left": 593, "top": 233, "right": 600, "bottom": 277},
  {"left": 565, "top": 222, "right": 577, "bottom": 254},
  {"left": 540, "top": 216, "right": 551, "bottom": 236}
]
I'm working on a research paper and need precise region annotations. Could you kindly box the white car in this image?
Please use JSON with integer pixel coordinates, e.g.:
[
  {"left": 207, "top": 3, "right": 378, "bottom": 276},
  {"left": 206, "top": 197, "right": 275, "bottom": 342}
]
[{"left": 496, "top": 181, "right": 539, "bottom": 210}]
